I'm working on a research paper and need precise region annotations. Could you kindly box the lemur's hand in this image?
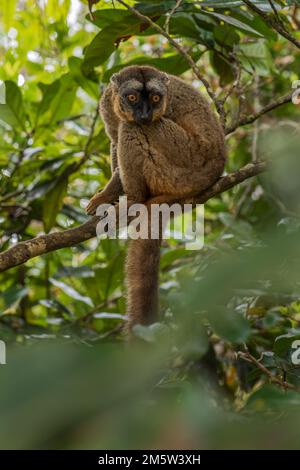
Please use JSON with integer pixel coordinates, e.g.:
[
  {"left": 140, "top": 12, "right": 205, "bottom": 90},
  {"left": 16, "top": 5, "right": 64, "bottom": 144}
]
[{"left": 86, "top": 191, "right": 114, "bottom": 216}]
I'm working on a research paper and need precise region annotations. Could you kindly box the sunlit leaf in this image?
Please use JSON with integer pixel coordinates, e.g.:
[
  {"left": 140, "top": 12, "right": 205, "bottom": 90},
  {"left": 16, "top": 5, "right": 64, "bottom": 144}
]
[
  {"left": 43, "top": 178, "right": 68, "bottom": 233},
  {"left": 50, "top": 278, "right": 94, "bottom": 307},
  {"left": 0, "top": 81, "right": 27, "bottom": 130}
]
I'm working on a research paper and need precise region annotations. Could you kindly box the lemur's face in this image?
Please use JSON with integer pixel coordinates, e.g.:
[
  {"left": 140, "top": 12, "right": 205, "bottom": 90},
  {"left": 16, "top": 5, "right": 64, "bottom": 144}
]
[{"left": 111, "top": 67, "right": 169, "bottom": 125}]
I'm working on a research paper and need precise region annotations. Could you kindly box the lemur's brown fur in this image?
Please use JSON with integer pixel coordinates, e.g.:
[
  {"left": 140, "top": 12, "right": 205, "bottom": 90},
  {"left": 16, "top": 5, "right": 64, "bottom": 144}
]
[{"left": 87, "top": 66, "right": 226, "bottom": 332}]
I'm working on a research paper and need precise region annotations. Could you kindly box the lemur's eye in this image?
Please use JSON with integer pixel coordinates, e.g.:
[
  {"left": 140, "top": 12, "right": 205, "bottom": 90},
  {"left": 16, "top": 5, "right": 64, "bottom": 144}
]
[
  {"left": 128, "top": 94, "right": 138, "bottom": 102},
  {"left": 152, "top": 95, "right": 161, "bottom": 103}
]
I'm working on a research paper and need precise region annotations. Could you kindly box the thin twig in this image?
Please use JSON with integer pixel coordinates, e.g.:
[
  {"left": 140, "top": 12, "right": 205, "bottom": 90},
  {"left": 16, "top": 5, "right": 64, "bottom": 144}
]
[
  {"left": 221, "top": 60, "right": 242, "bottom": 106},
  {"left": 268, "top": 0, "right": 284, "bottom": 27},
  {"left": 226, "top": 91, "right": 294, "bottom": 134},
  {"left": 251, "top": 75, "right": 260, "bottom": 162},
  {"left": 83, "top": 104, "right": 100, "bottom": 161},
  {"left": 242, "top": 0, "right": 300, "bottom": 50},
  {"left": 238, "top": 350, "right": 300, "bottom": 392},
  {"left": 164, "top": 0, "right": 183, "bottom": 35}
]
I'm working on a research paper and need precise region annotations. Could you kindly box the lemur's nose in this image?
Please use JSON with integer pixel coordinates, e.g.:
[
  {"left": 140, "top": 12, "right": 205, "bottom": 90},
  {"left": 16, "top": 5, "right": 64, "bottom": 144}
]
[
  {"left": 139, "top": 101, "right": 152, "bottom": 123},
  {"left": 140, "top": 114, "right": 151, "bottom": 124}
]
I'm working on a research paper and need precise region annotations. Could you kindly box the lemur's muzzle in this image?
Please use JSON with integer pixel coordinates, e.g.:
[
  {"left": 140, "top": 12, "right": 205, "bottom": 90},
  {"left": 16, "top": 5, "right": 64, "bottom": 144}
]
[{"left": 135, "top": 101, "right": 153, "bottom": 125}]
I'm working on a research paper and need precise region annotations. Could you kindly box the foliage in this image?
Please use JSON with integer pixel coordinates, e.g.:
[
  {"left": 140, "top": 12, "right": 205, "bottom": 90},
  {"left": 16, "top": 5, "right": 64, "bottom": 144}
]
[{"left": 0, "top": 0, "right": 300, "bottom": 449}]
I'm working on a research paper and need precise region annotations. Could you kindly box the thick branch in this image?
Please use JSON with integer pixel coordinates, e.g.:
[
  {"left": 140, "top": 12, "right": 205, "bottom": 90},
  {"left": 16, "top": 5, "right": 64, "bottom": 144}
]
[
  {"left": 242, "top": 0, "right": 300, "bottom": 50},
  {"left": 226, "top": 91, "right": 294, "bottom": 134},
  {"left": 0, "top": 162, "right": 266, "bottom": 273},
  {"left": 192, "top": 161, "right": 267, "bottom": 203}
]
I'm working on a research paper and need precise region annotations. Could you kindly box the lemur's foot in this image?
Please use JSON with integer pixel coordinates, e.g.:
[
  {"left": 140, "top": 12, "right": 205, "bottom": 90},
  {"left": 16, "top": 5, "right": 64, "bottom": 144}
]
[{"left": 86, "top": 191, "right": 114, "bottom": 216}]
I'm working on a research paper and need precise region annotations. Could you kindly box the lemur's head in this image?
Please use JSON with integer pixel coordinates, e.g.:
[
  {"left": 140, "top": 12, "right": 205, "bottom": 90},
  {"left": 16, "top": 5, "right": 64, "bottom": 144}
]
[{"left": 110, "top": 65, "right": 170, "bottom": 125}]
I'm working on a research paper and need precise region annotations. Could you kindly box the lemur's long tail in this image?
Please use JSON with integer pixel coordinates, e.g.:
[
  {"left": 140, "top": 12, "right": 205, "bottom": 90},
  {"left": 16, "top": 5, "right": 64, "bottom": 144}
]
[{"left": 126, "top": 237, "right": 161, "bottom": 332}]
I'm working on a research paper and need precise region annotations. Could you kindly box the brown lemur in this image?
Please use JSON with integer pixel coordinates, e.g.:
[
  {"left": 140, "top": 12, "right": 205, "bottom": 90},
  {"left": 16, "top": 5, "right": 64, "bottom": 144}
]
[{"left": 86, "top": 65, "right": 226, "bottom": 332}]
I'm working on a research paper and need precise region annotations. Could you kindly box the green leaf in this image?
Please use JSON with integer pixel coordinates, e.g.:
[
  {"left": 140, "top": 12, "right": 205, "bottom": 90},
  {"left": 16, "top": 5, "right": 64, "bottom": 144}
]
[
  {"left": 200, "top": 1, "right": 245, "bottom": 6},
  {"left": 160, "top": 247, "right": 189, "bottom": 269},
  {"left": 0, "top": 81, "right": 27, "bottom": 130},
  {"left": 82, "top": 17, "right": 141, "bottom": 75},
  {"left": 0, "top": 286, "right": 28, "bottom": 314},
  {"left": 209, "top": 307, "right": 250, "bottom": 343},
  {"left": 94, "top": 253, "right": 125, "bottom": 301},
  {"left": 219, "top": 212, "right": 256, "bottom": 241},
  {"left": 238, "top": 40, "right": 275, "bottom": 76},
  {"left": 68, "top": 57, "right": 99, "bottom": 99},
  {"left": 36, "top": 74, "right": 77, "bottom": 127},
  {"left": 55, "top": 266, "right": 95, "bottom": 279},
  {"left": 136, "top": 1, "right": 179, "bottom": 16},
  {"left": 132, "top": 322, "right": 169, "bottom": 343},
  {"left": 39, "top": 299, "right": 72, "bottom": 316},
  {"left": 103, "top": 52, "right": 203, "bottom": 82},
  {"left": 61, "top": 204, "right": 88, "bottom": 224},
  {"left": 27, "top": 179, "right": 58, "bottom": 202},
  {"left": 245, "top": 385, "right": 300, "bottom": 412},
  {"left": 93, "top": 312, "right": 125, "bottom": 321},
  {"left": 180, "top": 322, "right": 210, "bottom": 359},
  {"left": 50, "top": 278, "right": 94, "bottom": 307},
  {"left": 89, "top": 9, "right": 133, "bottom": 29},
  {"left": 168, "top": 13, "right": 210, "bottom": 41},
  {"left": 274, "top": 333, "right": 300, "bottom": 358},
  {"left": 204, "top": 11, "right": 264, "bottom": 37},
  {"left": 232, "top": 11, "right": 277, "bottom": 40},
  {"left": 2, "top": 0, "right": 17, "bottom": 30},
  {"left": 42, "top": 178, "right": 68, "bottom": 233},
  {"left": 200, "top": 1, "right": 276, "bottom": 11},
  {"left": 210, "top": 51, "right": 235, "bottom": 85},
  {"left": 46, "top": 74, "right": 77, "bottom": 124},
  {"left": 37, "top": 81, "right": 60, "bottom": 118},
  {"left": 214, "top": 24, "right": 240, "bottom": 47}
]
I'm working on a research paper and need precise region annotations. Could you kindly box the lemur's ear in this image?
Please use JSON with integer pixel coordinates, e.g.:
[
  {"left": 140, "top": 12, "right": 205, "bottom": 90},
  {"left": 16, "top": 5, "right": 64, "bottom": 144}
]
[
  {"left": 162, "top": 73, "right": 170, "bottom": 85},
  {"left": 110, "top": 72, "right": 121, "bottom": 88}
]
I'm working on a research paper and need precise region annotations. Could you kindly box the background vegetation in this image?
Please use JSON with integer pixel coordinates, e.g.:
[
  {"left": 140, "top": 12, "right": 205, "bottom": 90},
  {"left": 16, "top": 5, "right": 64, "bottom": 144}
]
[{"left": 0, "top": 0, "right": 300, "bottom": 449}]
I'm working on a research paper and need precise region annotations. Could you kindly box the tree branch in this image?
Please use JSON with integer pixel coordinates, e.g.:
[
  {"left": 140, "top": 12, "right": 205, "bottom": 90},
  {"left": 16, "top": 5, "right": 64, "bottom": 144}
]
[
  {"left": 0, "top": 161, "right": 267, "bottom": 273},
  {"left": 238, "top": 350, "right": 300, "bottom": 392},
  {"left": 164, "top": 0, "right": 183, "bottom": 35},
  {"left": 242, "top": 0, "right": 300, "bottom": 50},
  {"left": 225, "top": 91, "right": 294, "bottom": 134}
]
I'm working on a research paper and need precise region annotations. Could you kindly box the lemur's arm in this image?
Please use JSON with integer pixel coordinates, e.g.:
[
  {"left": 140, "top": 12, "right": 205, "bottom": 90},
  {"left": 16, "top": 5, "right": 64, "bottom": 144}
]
[
  {"left": 86, "top": 166, "right": 123, "bottom": 215},
  {"left": 111, "top": 142, "right": 118, "bottom": 172},
  {"left": 86, "top": 89, "right": 123, "bottom": 216}
]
